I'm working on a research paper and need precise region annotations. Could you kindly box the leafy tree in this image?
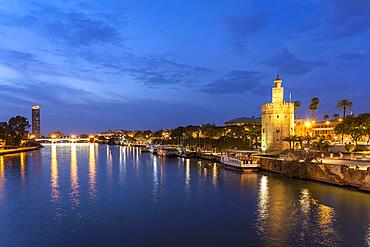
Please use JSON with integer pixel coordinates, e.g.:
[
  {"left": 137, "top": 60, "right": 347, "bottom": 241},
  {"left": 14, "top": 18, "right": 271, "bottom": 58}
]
[
  {"left": 0, "top": 116, "right": 30, "bottom": 146},
  {"left": 247, "top": 124, "right": 261, "bottom": 149},
  {"left": 336, "top": 99, "right": 353, "bottom": 119},
  {"left": 315, "top": 136, "right": 330, "bottom": 151},
  {"left": 323, "top": 114, "right": 330, "bottom": 120},
  {"left": 335, "top": 115, "right": 366, "bottom": 146},
  {"left": 333, "top": 113, "right": 340, "bottom": 120},
  {"left": 358, "top": 113, "right": 370, "bottom": 144}
]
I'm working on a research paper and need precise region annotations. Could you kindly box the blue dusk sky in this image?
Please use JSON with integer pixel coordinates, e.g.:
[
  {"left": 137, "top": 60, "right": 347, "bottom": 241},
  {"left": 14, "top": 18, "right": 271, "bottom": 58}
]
[{"left": 0, "top": 0, "right": 369, "bottom": 134}]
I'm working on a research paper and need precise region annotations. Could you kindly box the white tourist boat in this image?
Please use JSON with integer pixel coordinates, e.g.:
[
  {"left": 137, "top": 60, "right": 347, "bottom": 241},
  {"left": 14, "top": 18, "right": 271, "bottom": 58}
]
[
  {"left": 157, "top": 147, "right": 178, "bottom": 157},
  {"left": 220, "top": 154, "right": 259, "bottom": 171}
]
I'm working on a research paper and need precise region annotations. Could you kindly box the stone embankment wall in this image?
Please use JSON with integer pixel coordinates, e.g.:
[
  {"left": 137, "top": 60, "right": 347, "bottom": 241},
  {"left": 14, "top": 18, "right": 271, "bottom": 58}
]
[{"left": 258, "top": 157, "right": 370, "bottom": 192}]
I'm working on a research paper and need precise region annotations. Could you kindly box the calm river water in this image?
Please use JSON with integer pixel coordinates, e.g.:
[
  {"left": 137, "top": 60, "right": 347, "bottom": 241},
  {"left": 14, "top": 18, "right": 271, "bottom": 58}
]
[{"left": 0, "top": 144, "right": 369, "bottom": 247}]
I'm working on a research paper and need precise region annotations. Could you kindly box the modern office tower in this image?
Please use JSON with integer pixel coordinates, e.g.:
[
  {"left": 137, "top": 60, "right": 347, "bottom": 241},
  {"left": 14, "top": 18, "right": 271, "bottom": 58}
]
[{"left": 32, "top": 105, "right": 41, "bottom": 137}]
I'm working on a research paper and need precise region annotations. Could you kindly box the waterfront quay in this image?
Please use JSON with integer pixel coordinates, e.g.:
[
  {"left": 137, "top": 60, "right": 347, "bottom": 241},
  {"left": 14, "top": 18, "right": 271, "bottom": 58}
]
[{"left": 135, "top": 143, "right": 370, "bottom": 192}]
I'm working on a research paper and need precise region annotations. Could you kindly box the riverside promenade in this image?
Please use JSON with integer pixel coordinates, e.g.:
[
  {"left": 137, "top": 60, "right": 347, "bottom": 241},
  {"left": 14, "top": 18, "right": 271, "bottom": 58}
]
[{"left": 0, "top": 146, "right": 41, "bottom": 156}]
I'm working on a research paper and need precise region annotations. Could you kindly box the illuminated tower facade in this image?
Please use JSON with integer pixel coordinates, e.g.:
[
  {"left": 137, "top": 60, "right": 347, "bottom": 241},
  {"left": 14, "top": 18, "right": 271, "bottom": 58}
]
[
  {"left": 261, "top": 75, "right": 294, "bottom": 152},
  {"left": 32, "top": 105, "right": 41, "bottom": 137}
]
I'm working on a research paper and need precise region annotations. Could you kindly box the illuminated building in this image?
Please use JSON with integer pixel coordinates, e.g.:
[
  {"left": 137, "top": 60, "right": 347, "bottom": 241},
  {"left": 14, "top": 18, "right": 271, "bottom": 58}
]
[
  {"left": 32, "top": 105, "right": 41, "bottom": 137},
  {"left": 261, "top": 75, "right": 294, "bottom": 151}
]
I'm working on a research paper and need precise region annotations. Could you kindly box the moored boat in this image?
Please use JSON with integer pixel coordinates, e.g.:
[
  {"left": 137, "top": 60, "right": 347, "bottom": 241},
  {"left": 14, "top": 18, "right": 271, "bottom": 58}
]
[
  {"left": 157, "top": 147, "right": 178, "bottom": 157},
  {"left": 220, "top": 154, "right": 259, "bottom": 171}
]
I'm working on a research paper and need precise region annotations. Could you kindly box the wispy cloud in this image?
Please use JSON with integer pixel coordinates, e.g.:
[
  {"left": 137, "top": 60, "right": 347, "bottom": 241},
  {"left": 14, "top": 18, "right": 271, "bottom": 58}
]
[
  {"left": 130, "top": 57, "right": 213, "bottom": 87},
  {"left": 201, "top": 70, "right": 263, "bottom": 95},
  {"left": 14, "top": 4, "right": 124, "bottom": 47},
  {"left": 225, "top": 13, "right": 266, "bottom": 53},
  {"left": 262, "top": 49, "right": 328, "bottom": 75},
  {"left": 337, "top": 52, "right": 367, "bottom": 61}
]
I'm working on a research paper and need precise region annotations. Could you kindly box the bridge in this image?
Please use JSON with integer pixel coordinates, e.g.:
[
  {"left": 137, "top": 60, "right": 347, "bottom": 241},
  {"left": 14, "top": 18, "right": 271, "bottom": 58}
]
[{"left": 36, "top": 138, "right": 92, "bottom": 143}]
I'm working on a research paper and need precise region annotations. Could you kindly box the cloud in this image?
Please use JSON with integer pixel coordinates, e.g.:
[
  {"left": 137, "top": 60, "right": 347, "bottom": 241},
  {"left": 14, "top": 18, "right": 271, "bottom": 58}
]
[
  {"left": 225, "top": 14, "right": 266, "bottom": 53},
  {"left": 0, "top": 64, "right": 23, "bottom": 80},
  {"left": 337, "top": 52, "right": 367, "bottom": 61},
  {"left": 128, "top": 56, "right": 213, "bottom": 87},
  {"left": 262, "top": 49, "right": 328, "bottom": 75},
  {"left": 201, "top": 70, "right": 262, "bottom": 95},
  {"left": 324, "top": 0, "right": 370, "bottom": 38},
  {"left": 300, "top": 0, "right": 370, "bottom": 39},
  {"left": 12, "top": 4, "right": 124, "bottom": 46},
  {"left": 0, "top": 48, "right": 36, "bottom": 62}
]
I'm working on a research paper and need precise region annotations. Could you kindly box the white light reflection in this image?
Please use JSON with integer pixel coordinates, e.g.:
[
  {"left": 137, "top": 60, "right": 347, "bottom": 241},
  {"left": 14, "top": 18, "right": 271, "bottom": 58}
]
[
  {"left": 119, "top": 146, "right": 126, "bottom": 184},
  {"left": 184, "top": 158, "right": 191, "bottom": 202},
  {"left": 152, "top": 155, "right": 159, "bottom": 202},
  {"left": 70, "top": 144, "right": 79, "bottom": 207},
  {"left": 299, "top": 188, "right": 311, "bottom": 214},
  {"left": 107, "top": 145, "right": 112, "bottom": 180},
  {"left": 257, "top": 175, "right": 269, "bottom": 227},
  {"left": 185, "top": 159, "right": 190, "bottom": 187}
]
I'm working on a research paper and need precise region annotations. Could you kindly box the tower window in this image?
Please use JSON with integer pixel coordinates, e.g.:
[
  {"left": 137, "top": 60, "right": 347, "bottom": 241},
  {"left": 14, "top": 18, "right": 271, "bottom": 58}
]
[{"left": 277, "top": 115, "right": 279, "bottom": 118}]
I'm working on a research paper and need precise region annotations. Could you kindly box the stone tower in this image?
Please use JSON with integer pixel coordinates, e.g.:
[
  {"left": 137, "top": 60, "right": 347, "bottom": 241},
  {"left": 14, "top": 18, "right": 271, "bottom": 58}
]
[{"left": 261, "top": 75, "right": 294, "bottom": 152}]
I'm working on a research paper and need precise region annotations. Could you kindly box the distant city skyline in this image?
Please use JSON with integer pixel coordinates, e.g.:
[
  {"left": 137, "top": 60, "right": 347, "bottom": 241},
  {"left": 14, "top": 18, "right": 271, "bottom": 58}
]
[{"left": 0, "top": 0, "right": 369, "bottom": 134}]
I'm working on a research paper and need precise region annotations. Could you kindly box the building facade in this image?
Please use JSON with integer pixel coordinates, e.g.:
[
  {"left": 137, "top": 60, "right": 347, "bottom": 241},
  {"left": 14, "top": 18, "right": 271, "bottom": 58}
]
[
  {"left": 32, "top": 105, "right": 41, "bottom": 137},
  {"left": 261, "top": 75, "right": 294, "bottom": 152}
]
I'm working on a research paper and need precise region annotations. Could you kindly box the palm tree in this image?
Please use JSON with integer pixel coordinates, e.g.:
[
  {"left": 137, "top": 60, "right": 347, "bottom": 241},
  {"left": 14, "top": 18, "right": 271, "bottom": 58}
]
[
  {"left": 336, "top": 99, "right": 353, "bottom": 119},
  {"left": 324, "top": 114, "right": 330, "bottom": 120},
  {"left": 283, "top": 135, "right": 298, "bottom": 150},
  {"left": 309, "top": 97, "right": 320, "bottom": 120},
  {"left": 294, "top": 101, "right": 301, "bottom": 119},
  {"left": 333, "top": 113, "right": 340, "bottom": 120}
]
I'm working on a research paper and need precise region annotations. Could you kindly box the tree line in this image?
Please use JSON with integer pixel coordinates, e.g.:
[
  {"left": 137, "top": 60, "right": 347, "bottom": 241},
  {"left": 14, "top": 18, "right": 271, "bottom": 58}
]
[{"left": 126, "top": 123, "right": 261, "bottom": 151}]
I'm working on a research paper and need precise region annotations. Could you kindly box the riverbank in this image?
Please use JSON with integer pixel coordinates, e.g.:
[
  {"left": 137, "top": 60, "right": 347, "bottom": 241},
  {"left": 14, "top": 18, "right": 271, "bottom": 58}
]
[
  {"left": 257, "top": 156, "right": 370, "bottom": 193},
  {"left": 0, "top": 146, "right": 41, "bottom": 156}
]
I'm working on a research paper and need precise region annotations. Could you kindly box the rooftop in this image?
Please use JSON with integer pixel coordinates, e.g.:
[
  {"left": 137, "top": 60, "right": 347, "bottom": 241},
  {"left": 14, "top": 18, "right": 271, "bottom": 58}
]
[{"left": 224, "top": 116, "right": 262, "bottom": 125}]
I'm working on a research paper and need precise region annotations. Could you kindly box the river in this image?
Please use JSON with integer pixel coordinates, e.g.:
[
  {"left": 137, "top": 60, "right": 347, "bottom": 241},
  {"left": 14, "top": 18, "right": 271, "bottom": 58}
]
[{"left": 0, "top": 144, "right": 368, "bottom": 246}]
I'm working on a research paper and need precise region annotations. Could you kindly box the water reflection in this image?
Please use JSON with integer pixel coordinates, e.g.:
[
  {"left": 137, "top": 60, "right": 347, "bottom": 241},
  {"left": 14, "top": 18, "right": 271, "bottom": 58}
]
[
  {"left": 89, "top": 144, "right": 96, "bottom": 200},
  {"left": 0, "top": 145, "right": 368, "bottom": 246},
  {"left": 106, "top": 145, "right": 112, "bottom": 180},
  {"left": 185, "top": 159, "right": 190, "bottom": 187},
  {"left": 367, "top": 220, "right": 370, "bottom": 246},
  {"left": 212, "top": 163, "right": 218, "bottom": 186},
  {"left": 257, "top": 175, "right": 269, "bottom": 229},
  {"left": 299, "top": 188, "right": 311, "bottom": 214},
  {"left": 152, "top": 155, "right": 159, "bottom": 202},
  {"left": 50, "top": 144, "right": 60, "bottom": 203},
  {"left": 118, "top": 146, "right": 126, "bottom": 184},
  {"left": 20, "top": 152, "right": 26, "bottom": 182},
  {"left": 255, "top": 174, "right": 343, "bottom": 246},
  {"left": 70, "top": 144, "right": 79, "bottom": 207},
  {"left": 0, "top": 156, "right": 5, "bottom": 200}
]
